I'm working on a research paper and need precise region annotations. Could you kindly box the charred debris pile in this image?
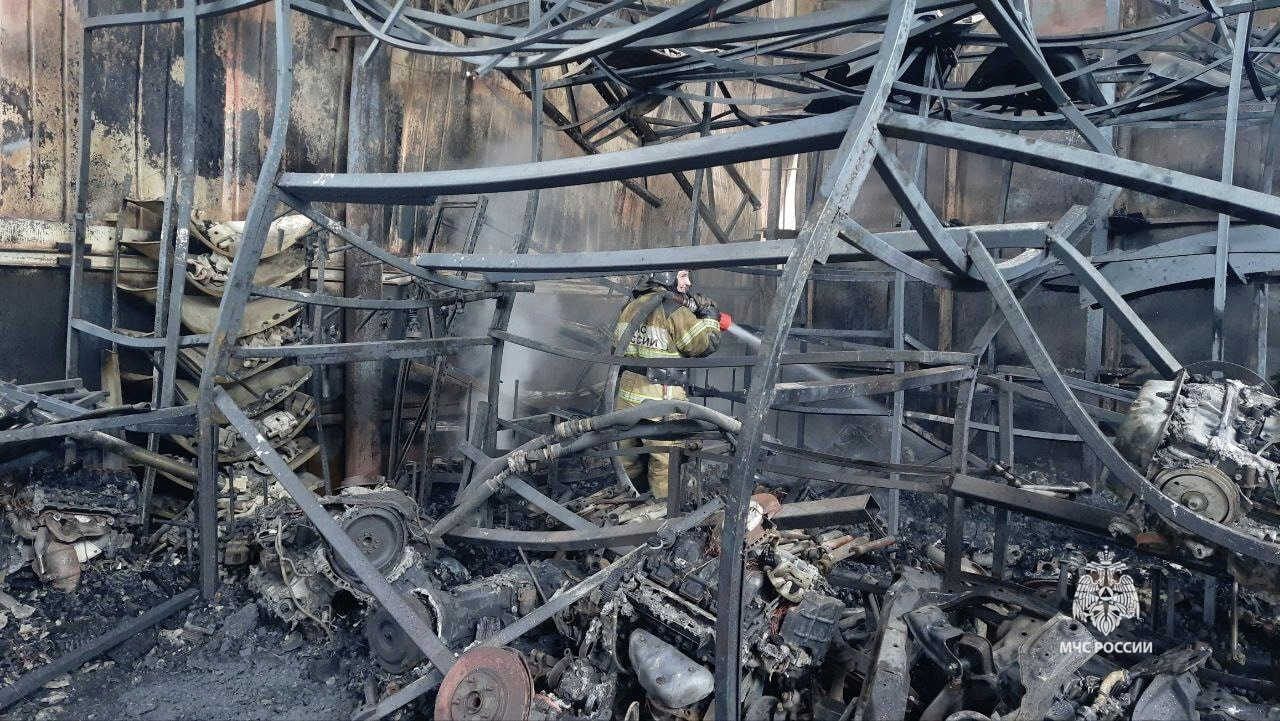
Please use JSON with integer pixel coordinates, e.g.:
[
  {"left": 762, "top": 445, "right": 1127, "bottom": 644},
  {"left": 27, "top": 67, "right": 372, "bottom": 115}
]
[{"left": 2, "top": 373, "right": 1280, "bottom": 721}]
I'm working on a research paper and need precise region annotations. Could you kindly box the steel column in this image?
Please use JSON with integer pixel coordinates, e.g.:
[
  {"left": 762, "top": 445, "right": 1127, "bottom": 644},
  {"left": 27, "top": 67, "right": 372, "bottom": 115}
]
[
  {"left": 195, "top": 0, "right": 295, "bottom": 598},
  {"left": 1213, "top": 12, "right": 1251, "bottom": 361},
  {"left": 711, "top": 2, "right": 915, "bottom": 716},
  {"left": 343, "top": 36, "right": 392, "bottom": 486},
  {"left": 157, "top": 0, "right": 200, "bottom": 409}
]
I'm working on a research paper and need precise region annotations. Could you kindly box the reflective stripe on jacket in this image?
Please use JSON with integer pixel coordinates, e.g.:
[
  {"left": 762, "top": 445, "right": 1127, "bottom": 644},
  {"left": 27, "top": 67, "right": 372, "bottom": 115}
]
[{"left": 613, "top": 292, "right": 721, "bottom": 404}]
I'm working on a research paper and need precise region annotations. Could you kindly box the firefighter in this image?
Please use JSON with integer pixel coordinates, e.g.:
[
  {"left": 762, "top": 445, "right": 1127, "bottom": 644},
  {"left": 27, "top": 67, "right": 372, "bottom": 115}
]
[{"left": 613, "top": 269, "right": 729, "bottom": 499}]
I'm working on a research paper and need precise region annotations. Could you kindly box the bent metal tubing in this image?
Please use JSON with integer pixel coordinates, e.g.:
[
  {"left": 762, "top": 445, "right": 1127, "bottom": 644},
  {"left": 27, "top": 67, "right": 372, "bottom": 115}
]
[{"left": 967, "top": 235, "right": 1280, "bottom": 565}]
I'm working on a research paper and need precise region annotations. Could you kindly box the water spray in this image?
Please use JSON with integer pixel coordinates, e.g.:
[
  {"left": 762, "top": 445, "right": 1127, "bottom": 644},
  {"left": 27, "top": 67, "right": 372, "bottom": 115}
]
[{"left": 723, "top": 323, "right": 936, "bottom": 457}]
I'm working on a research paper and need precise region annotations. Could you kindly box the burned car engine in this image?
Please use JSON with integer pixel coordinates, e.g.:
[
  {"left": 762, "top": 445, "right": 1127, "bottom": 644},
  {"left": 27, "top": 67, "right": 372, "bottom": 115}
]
[
  {"left": 424, "top": 492, "right": 891, "bottom": 721},
  {"left": 248, "top": 485, "right": 430, "bottom": 626},
  {"left": 247, "top": 483, "right": 579, "bottom": 675},
  {"left": 1116, "top": 376, "right": 1280, "bottom": 560},
  {"left": 1, "top": 467, "right": 137, "bottom": 592}
]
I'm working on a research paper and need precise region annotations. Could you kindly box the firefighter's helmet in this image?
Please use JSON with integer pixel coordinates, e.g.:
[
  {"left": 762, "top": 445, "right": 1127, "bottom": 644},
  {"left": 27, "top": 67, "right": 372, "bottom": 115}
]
[{"left": 635, "top": 270, "right": 680, "bottom": 294}]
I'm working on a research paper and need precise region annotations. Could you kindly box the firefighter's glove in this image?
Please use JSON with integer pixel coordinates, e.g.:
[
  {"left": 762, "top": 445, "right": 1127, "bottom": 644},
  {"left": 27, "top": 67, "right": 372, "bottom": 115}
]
[{"left": 692, "top": 293, "right": 721, "bottom": 321}]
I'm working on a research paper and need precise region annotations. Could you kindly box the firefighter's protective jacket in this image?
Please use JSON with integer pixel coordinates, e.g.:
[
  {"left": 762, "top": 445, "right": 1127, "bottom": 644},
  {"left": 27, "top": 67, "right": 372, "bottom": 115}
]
[{"left": 613, "top": 291, "right": 721, "bottom": 407}]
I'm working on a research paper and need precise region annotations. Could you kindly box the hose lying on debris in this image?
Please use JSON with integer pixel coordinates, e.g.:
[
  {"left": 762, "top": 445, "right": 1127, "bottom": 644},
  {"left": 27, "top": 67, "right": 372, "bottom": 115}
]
[
  {"left": 551, "top": 400, "right": 741, "bottom": 439},
  {"left": 430, "top": 401, "right": 740, "bottom": 539}
]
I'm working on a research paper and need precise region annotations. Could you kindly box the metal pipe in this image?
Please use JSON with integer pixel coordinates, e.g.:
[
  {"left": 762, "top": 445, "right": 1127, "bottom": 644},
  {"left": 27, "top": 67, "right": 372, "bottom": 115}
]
[{"left": 73, "top": 431, "right": 198, "bottom": 483}]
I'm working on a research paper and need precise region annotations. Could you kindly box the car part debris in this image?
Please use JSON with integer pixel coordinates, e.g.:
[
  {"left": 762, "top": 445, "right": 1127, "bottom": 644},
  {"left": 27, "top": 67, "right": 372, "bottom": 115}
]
[{"left": 1117, "top": 375, "right": 1280, "bottom": 564}]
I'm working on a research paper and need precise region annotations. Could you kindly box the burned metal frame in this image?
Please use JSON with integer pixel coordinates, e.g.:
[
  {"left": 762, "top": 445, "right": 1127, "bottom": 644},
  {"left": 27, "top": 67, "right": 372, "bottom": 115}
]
[{"left": 49, "top": 1, "right": 1280, "bottom": 718}]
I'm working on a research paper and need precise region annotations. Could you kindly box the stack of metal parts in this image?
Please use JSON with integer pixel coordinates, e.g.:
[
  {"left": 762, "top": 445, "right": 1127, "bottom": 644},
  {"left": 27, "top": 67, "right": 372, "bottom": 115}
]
[{"left": 115, "top": 206, "right": 321, "bottom": 529}]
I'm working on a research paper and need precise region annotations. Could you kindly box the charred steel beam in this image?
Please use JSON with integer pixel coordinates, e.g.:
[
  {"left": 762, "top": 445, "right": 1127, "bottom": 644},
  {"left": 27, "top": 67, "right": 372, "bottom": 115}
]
[
  {"left": 343, "top": 0, "right": 729, "bottom": 66},
  {"left": 277, "top": 192, "right": 500, "bottom": 292},
  {"left": 943, "top": 374, "right": 979, "bottom": 590},
  {"left": 1047, "top": 234, "right": 1183, "bottom": 379},
  {"left": 1213, "top": 12, "right": 1252, "bottom": 360},
  {"left": 282, "top": 106, "right": 1280, "bottom": 228},
  {"left": 950, "top": 473, "right": 1120, "bottom": 536},
  {"left": 249, "top": 285, "right": 521, "bottom": 309},
  {"left": 85, "top": 0, "right": 268, "bottom": 28},
  {"left": 588, "top": 77, "right": 732, "bottom": 243},
  {"left": 70, "top": 319, "right": 209, "bottom": 349},
  {"left": 421, "top": 239, "right": 798, "bottom": 273},
  {"left": 416, "top": 224, "right": 1051, "bottom": 280},
  {"left": 232, "top": 336, "right": 494, "bottom": 364},
  {"left": 158, "top": 0, "right": 201, "bottom": 410},
  {"left": 492, "top": 329, "right": 975, "bottom": 368},
  {"left": 972, "top": 0, "right": 1115, "bottom": 154},
  {"left": 773, "top": 365, "right": 975, "bottom": 404},
  {"left": 713, "top": 2, "right": 916, "bottom": 716},
  {"left": 276, "top": 107, "right": 858, "bottom": 203},
  {"left": 17, "top": 378, "right": 84, "bottom": 393},
  {"left": 967, "top": 234, "right": 1280, "bottom": 565},
  {"left": 871, "top": 136, "right": 970, "bottom": 275},
  {"left": 995, "top": 365, "right": 1137, "bottom": 403},
  {"left": 501, "top": 69, "right": 662, "bottom": 207},
  {"left": 392, "top": 0, "right": 963, "bottom": 50},
  {"left": 978, "top": 375, "right": 1128, "bottom": 426},
  {"left": 1222, "top": 0, "right": 1280, "bottom": 13},
  {"left": 879, "top": 112, "right": 1280, "bottom": 227},
  {"left": 0, "top": 405, "right": 197, "bottom": 445},
  {"left": 0, "top": 589, "right": 199, "bottom": 712},
  {"left": 196, "top": 0, "right": 295, "bottom": 598},
  {"left": 443, "top": 493, "right": 872, "bottom": 549},
  {"left": 0, "top": 381, "right": 106, "bottom": 419},
  {"left": 505, "top": 475, "right": 598, "bottom": 532},
  {"left": 839, "top": 217, "right": 979, "bottom": 290},
  {"left": 760, "top": 440, "right": 952, "bottom": 477},
  {"left": 903, "top": 410, "right": 1082, "bottom": 442},
  {"left": 215, "top": 388, "right": 457, "bottom": 672}
]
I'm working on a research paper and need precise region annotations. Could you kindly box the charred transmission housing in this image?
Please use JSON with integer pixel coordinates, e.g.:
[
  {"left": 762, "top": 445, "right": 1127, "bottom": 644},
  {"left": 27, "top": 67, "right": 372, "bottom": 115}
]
[
  {"left": 1116, "top": 376, "right": 1280, "bottom": 558},
  {"left": 365, "top": 560, "right": 575, "bottom": 673}
]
